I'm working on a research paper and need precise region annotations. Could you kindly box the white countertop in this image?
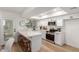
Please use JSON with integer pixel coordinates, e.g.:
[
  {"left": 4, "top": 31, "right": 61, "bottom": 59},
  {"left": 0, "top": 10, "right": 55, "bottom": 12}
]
[{"left": 18, "top": 30, "right": 42, "bottom": 38}]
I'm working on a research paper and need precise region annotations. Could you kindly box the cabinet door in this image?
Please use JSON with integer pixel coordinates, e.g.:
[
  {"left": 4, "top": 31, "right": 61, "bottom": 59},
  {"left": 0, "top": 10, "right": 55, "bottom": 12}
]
[
  {"left": 41, "top": 31, "right": 46, "bottom": 39},
  {"left": 55, "top": 33, "right": 64, "bottom": 46},
  {"left": 29, "top": 35, "right": 42, "bottom": 52}
]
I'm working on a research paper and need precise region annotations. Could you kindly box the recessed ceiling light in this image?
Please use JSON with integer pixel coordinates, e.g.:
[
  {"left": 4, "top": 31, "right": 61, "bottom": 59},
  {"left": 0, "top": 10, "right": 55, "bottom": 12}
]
[
  {"left": 30, "top": 16, "right": 40, "bottom": 19},
  {"left": 53, "top": 7, "right": 62, "bottom": 12}
]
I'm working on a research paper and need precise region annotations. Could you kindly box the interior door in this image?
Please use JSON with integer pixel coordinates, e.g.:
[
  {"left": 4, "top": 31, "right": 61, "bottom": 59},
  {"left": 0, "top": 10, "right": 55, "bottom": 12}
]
[
  {"left": 64, "top": 19, "right": 79, "bottom": 48},
  {"left": 4, "top": 20, "right": 13, "bottom": 41},
  {"left": 0, "top": 20, "right": 4, "bottom": 45}
]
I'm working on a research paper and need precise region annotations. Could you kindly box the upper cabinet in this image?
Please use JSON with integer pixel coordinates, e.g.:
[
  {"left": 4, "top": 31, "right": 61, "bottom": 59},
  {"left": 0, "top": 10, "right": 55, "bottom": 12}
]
[{"left": 56, "top": 19, "right": 63, "bottom": 27}]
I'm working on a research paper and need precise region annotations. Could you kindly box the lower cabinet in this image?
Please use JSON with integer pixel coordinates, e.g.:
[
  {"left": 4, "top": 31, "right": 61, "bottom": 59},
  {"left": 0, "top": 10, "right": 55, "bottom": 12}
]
[
  {"left": 17, "top": 34, "right": 31, "bottom": 52},
  {"left": 55, "top": 32, "right": 64, "bottom": 46}
]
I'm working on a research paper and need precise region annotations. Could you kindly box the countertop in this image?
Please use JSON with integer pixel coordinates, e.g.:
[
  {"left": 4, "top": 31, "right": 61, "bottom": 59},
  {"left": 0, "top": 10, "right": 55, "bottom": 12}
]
[{"left": 18, "top": 30, "right": 42, "bottom": 38}]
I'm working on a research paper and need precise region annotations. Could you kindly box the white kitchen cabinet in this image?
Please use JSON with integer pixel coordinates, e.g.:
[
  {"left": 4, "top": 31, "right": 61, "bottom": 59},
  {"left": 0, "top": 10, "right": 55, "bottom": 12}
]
[
  {"left": 55, "top": 32, "right": 64, "bottom": 46},
  {"left": 29, "top": 35, "right": 42, "bottom": 52},
  {"left": 41, "top": 31, "right": 46, "bottom": 39}
]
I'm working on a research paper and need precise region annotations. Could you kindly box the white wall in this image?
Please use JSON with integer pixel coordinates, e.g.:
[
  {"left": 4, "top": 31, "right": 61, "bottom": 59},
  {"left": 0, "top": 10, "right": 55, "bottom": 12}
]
[{"left": 0, "top": 10, "right": 25, "bottom": 30}]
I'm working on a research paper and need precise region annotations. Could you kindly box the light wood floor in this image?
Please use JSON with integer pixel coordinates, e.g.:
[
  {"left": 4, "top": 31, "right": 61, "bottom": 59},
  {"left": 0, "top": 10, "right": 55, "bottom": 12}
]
[
  {"left": 39, "top": 40, "right": 79, "bottom": 52},
  {"left": 11, "top": 40, "right": 79, "bottom": 52}
]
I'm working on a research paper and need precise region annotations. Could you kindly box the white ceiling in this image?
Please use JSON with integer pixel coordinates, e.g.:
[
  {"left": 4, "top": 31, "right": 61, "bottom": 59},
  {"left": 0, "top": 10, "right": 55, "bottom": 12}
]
[
  {"left": 0, "top": 7, "right": 54, "bottom": 18},
  {"left": 22, "top": 7, "right": 54, "bottom": 18},
  {"left": 0, "top": 7, "right": 79, "bottom": 19},
  {"left": 61, "top": 7, "right": 79, "bottom": 14},
  {"left": 0, "top": 7, "right": 26, "bottom": 14}
]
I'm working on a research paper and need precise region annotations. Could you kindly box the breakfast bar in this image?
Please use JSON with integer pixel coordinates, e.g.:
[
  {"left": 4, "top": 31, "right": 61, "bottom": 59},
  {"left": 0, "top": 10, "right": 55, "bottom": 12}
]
[{"left": 16, "top": 30, "right": 42, "bottom": 52}]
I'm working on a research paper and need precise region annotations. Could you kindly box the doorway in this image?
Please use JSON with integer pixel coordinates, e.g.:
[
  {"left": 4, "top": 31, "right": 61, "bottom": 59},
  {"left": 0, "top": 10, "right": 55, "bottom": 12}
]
[{"left": 4, "top": 19, "right": 13, "bottom": 41}]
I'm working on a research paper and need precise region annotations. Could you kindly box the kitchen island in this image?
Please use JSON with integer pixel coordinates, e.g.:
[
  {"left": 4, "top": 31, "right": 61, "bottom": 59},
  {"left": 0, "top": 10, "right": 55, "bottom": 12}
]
[{"left": 16, "top": 30, "right": 42, "bottom": 52}]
